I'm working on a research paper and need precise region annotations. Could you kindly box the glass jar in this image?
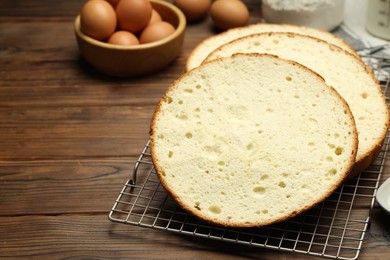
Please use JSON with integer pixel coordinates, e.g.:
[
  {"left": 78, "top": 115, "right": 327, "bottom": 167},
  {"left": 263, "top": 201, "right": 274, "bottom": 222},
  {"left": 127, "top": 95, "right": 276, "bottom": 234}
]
[{"left": 366, "top": 0, "right": 390, "bottom": 40}]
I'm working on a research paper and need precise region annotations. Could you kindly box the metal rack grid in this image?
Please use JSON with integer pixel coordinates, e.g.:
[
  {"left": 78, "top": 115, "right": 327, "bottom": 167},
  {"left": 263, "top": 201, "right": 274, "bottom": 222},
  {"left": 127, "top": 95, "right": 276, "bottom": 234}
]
[{"left": 109, "top": 48, "right": 390, "bottom": 260}]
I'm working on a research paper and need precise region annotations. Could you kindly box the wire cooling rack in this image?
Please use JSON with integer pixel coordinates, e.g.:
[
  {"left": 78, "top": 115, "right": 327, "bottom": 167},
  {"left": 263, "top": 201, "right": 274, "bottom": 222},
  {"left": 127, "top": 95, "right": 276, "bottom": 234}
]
[{"left": 109, "top": 47, "right": 390, "bottom": 260}]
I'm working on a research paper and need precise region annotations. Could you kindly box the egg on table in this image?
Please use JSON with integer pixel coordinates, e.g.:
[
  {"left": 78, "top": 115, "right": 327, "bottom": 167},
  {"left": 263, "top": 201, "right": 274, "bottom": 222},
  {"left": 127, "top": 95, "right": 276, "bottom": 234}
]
[
  {"left": 210, "top": 0, "right": 249, "bottom": 30},
  {"left": 173, "top": 0, "right": 212, "bottom": 22}
]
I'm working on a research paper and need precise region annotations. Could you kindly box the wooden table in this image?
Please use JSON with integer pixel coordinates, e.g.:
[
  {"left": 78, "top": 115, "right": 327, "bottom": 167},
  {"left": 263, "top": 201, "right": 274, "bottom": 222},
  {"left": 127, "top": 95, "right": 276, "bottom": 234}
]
[{"left": 1, "top": 0, "right": 389, "bottom": 259}]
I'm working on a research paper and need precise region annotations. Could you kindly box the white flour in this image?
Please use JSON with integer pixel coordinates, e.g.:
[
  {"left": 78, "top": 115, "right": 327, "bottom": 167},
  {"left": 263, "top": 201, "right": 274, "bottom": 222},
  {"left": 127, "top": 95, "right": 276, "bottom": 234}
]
[
  {"left": 262, "top": 0, "right": 345, "bottom": 31},
  {"left": 263, "top": 0, "right": 336, "bottom": 12}
]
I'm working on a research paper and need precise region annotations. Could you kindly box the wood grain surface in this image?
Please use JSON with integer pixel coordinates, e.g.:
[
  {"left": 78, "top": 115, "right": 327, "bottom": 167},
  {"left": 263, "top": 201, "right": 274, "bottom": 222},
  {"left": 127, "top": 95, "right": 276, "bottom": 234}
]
[{"left": 0, "top": 0, "right": 389, "bottom": 259}]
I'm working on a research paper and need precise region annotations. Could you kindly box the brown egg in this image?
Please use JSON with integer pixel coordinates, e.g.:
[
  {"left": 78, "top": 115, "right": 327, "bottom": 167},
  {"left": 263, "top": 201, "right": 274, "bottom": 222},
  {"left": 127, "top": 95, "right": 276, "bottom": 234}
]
[
  {"left": 116, "top": 0, "right": 153, "bottom": 33},
  {"left": 173, "top": 0, "right": 211, "bottom": 22},
  {"left": 210, "top": 0, "right": 249, "bottom": 30},
  {"left": 139, "top": 21, "right": 176, "bottom": 44},
  {"left": 107, "top": 31, "right": 140, "bottom": 46},
  {"left": 80, "top": 0, "right": 117, "bottom": 40},
  {"left": 105, "top": 0, "right": 121, "bottom": 7},
  {"left": 148, "top": 9, "right": 163, "bottom": 25}
]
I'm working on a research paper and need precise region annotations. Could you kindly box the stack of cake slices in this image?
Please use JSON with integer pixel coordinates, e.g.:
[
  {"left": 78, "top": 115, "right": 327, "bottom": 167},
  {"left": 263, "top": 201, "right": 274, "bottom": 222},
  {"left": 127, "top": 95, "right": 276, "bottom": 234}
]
[{"left": 149, "top": 24, "right": 389, "bottom": 227}]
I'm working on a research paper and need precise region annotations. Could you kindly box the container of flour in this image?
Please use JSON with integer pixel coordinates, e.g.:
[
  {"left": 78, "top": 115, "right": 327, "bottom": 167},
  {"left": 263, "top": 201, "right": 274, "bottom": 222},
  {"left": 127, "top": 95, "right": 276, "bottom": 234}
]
[{"left": 261, "top": 0, "right": 345, "bottom": 31}]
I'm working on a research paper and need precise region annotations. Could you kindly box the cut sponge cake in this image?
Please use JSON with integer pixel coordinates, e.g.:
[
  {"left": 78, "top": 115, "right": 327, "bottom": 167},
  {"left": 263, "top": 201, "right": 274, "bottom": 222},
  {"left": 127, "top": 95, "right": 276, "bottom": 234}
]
[
  {"left": 204, "top": 32, "right": 390, "bottom": 177},
  {"left": 186, "top": 23, "right": 357, "bottom": 71},
  {"left": 151, "top": 54, "right": 358, "bottom": 227}
]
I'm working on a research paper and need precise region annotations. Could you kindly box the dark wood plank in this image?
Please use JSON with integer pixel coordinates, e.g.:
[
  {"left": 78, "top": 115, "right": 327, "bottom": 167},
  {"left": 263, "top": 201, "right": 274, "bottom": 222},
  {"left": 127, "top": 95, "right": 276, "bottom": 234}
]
[
  {"left": 0, "top": 1, "right": 81, "bottom": 21},
  {"left": 0, "top": 21, "right": 184, "bottom": 108},
  {"left": 0, "top": 210, "right": 389, "bottom": 259},
  {"left": 0, "top": 106, "right": 153, "bottom": 159},
  {"left": 0, "top": 214, "right": 286, "bottom": 259},
  {"left": 0, "top": 159, "right": 135, "bottom": 215}
]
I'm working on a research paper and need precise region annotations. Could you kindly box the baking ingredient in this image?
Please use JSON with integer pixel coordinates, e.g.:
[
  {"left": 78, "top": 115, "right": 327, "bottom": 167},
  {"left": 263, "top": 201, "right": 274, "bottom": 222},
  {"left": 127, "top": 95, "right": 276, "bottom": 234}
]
[
  {"left": 116, "top": 0, "right": 153, "bottom": 33},
  {"left": 140, "top": 21, "right": 176, "bottom": 44},
  {"left": 261, "top": 0, "right": 345, "bottom": 31},
  {"left": 210, "top": 0, "right": 249, "bottom": 30},
  {"left": 148, "top": 9, "right": 163, "bottom": 25},
  {"left": 107, "top": 31, "right": 140, "bottom": 45},
  {"left": 80, "top": 0, "right": 117, "bottom": 40},
  {"left": 173, "top": 0, "right": 211, "bottom": 22},
  {"left": 263, "top": 0, "right": 338, "bottom": 11}
]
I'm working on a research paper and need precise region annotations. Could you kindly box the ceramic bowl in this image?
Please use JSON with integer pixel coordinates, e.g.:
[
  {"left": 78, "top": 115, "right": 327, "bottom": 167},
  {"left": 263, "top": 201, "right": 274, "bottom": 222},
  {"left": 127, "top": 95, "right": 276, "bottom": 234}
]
[
  {"left": 376, "top": 177, "right": 390, "bottom": 215},
  {"left": 74, "top": 0, "right": 186, "bottom": 77}
]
